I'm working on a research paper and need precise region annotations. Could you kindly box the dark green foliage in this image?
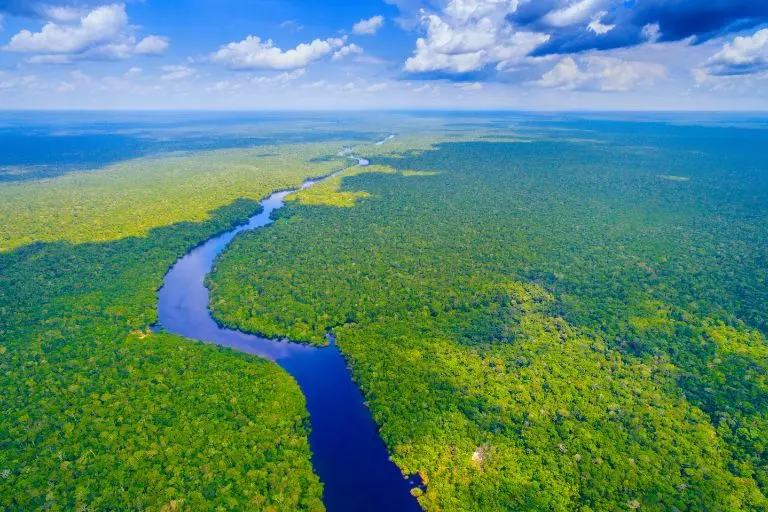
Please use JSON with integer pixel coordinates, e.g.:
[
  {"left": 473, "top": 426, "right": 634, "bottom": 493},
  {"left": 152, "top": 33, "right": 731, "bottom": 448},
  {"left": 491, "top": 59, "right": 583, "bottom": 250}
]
[
  {"left": 1, "top": 332, "right": 322, "bottom": 511},
  {"left": 209, "top": 123, "right": 768, "bottom": 510},
  {"left": 0, "top": 199, "right": 324, "bottom": 510}
]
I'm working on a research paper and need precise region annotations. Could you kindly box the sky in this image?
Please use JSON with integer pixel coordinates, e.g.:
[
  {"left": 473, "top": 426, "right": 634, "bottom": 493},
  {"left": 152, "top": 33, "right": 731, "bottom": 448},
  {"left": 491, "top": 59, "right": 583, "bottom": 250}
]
[{"left": 0, "top": 0, "right": 767, "bottom": 110}]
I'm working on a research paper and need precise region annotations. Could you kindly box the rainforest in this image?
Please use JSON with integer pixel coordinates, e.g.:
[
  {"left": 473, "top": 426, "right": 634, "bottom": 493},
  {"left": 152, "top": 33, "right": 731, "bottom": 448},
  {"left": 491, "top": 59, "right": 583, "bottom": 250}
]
[{"left": 1, "top": 112, "right": 767, "bottom": 512}]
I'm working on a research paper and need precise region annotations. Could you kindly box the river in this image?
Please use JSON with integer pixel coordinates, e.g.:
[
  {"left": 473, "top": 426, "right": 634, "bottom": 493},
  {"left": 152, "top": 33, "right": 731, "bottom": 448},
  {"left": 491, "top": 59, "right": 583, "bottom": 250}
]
[{"left": 157, "top": 153, "right": 422, "bottom": 511}]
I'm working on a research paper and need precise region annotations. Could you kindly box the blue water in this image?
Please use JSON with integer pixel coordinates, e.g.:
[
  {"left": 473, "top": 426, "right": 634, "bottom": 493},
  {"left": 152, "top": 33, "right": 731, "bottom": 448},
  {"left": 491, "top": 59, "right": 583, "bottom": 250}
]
[{"left": 157, "top": 169, "right": 423, "bottom": 512}]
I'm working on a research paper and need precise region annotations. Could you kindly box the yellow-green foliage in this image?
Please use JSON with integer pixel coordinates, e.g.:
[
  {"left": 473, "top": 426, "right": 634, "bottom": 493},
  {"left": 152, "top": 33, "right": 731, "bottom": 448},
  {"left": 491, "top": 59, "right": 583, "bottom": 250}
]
[
  {"left": 1, "top": 331, "right": 323, "bottom": 512},
  {"left": 0, "top": 143, "right": 348, "bottom": 252},
  {"left": 288, "top": 165, "right": 395, "bottom": 208}
]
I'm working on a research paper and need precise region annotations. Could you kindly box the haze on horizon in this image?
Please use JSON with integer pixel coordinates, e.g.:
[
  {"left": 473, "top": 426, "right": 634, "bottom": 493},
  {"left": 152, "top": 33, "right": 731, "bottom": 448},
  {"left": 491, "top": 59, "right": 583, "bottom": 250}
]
[{"left": 0, "top": 0, "right": 766, "bottom": 111}]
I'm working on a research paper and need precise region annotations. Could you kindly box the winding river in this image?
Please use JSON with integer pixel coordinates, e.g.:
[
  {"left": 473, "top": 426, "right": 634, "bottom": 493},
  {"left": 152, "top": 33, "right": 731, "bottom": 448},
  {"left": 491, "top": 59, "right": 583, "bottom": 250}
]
[{"left": 157, "top": 149, "right": 422, "bottom": 511}]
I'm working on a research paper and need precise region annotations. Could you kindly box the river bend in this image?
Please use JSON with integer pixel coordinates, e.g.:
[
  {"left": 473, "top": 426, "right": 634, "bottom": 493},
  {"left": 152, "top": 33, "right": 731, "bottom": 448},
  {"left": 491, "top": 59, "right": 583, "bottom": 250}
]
[{"left": 157, "top": 152, "right": 422, "bottom": 511}]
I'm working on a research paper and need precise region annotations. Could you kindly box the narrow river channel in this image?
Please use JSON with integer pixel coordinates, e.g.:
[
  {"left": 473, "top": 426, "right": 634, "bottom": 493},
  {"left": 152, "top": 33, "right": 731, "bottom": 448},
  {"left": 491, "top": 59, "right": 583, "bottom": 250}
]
[{"left": 157, "top": 149, "right": 422, "bottom": 511}]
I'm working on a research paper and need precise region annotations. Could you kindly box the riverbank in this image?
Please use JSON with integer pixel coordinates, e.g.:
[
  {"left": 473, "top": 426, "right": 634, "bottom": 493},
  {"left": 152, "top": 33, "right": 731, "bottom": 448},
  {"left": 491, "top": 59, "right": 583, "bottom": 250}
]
[{"left": 157, "top": 148, "right": 422, "bottom": 511}]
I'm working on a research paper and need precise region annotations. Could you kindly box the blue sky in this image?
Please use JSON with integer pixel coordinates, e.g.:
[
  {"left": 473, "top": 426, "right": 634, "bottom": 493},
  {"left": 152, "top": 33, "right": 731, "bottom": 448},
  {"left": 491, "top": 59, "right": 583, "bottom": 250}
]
[{"left": 0, "top": 0, "right": 766, "bottom": 110}]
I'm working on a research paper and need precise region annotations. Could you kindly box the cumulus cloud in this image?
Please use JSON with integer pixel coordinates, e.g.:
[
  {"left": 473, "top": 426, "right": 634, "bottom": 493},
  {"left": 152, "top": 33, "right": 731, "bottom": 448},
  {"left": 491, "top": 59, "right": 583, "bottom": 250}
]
[
  {"left": 135, "top": 35, "right": 169, "bottom": 55},
  {"left": 353, "top": 15, "right": 384, "bottom": 35},
  {"left": 537, "top": 56, "right": 586, "bottom": 88},
  {"left": 703, "top": 28, "right": 768, "bottom": 77},
  {"left": 404, "top": 1, "right": 550, "bottom": 74},
  {"left": 4, "top": 4, "right": 128, "bottom": 54},
  {"left": 543, "top": 0, "right": 605, "bottom": 28},
  {"left": 392, "top": 0, "right": 768, "bottom": 69},
  {"left": 392, "top": 0, "right": 768, "bottom": 87},
  {"left": 332, "top": 43, "right": 363, "bottom": 61},
  {"left": 2, "top": 3, "right": 169, "bottom": 62},
  {"left": 210, "top": 35, "right": 346, "bottom": 70},
  {"left": 40, "top": 5, "right": 87, "bottom": 22},
  {"left": 537, "top": 55, "right": 666, "bottom": 91},
  {"left": 587, "top": 11, "right": 615, "bottom": 36},
  {"left": 522, "top": 0, "right": 768, "bottom": 56}
]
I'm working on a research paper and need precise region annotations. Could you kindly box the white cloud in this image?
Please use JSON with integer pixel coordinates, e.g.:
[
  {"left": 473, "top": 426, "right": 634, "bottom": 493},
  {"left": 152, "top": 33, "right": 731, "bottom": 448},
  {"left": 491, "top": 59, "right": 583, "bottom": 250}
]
[
  {"left": 135, "top": 35, "right": 169, "bottom": 55},
  {"left": 353, "top": 15, "right": 385, "bottom": 35},
  {"left": 537, "top": 55, "right": 666, "bottom": 91},
  {"left": 3, "top": 3, "right": 169, "bottom": 62},
  {"left": 332, "top": 43, "right": 363, "bottom": 61},
  {"left": 210, "top": 35, "right": 346, "bottom": 70},
  {"left": 53, "top": 70, "right": 93, "bottom": 91},
  {"left": 544, "top": 0, "right": 605, "bottom": 28},
  {"left": 161, "top": 65, "right": 196, "bottom": 81},
  {"left": 5, "top": 4, "right": 128, "bottom": 54},
  {"left": 587, "top": 11, "right": 615, "bottom": 35},
  {"left": 537, "top": 56, "right": 587, "bottom": 89},
  {"left": 40, "top": 5, "right": 88, "bottom": 23},
  {"left": 444, "top": 0, "right": 521, "bottom": 24},
  {"left": 586, "top": 56, "right": 666, "bottom": 91},
  {"left": 693, "top": 67, "right": 768, "bottom": 92},
  {"left": 403, "top": 0, "right": 549, "bottom": 74},
  {"left": 642, "top": 23, "right": 661, "bottom": 43},
  {"left": 276, "top": 68, "right": 306, "bottom": 81},
  {"left": 27, "top": 54, "right": 73, "bottom": 64},
  {"left": 703, "top": 28, "right": 768, "bottom": 76},
  {"left": 124, "top": 66, "right": 142, "bottom": 77}
]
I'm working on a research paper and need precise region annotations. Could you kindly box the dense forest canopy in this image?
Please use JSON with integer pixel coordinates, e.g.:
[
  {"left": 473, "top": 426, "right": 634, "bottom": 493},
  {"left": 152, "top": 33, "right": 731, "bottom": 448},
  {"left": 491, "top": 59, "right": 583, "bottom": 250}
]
[
  {"left": 2, "top": 115, "right": 767, "bottom": 511},
  {"left": 0, "top": 144, "right": 352, "bottom": 510},
  {"left": 209, "top": 121, "right": 768, "bottom": 511}
]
